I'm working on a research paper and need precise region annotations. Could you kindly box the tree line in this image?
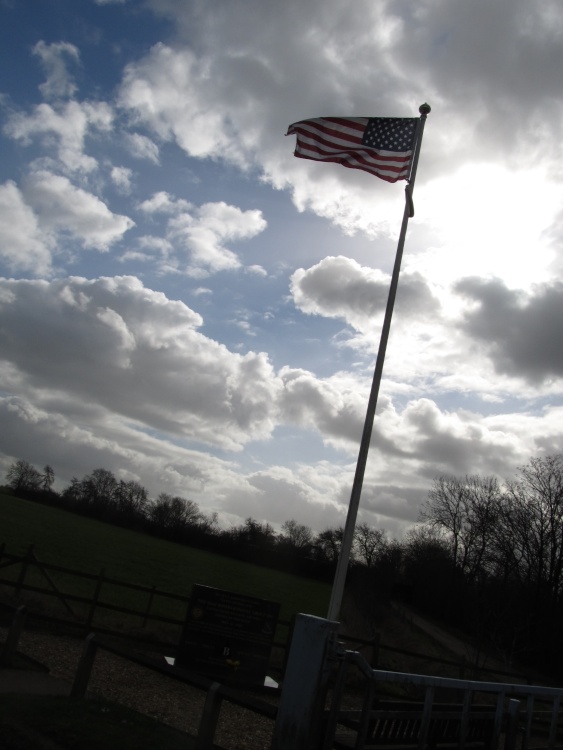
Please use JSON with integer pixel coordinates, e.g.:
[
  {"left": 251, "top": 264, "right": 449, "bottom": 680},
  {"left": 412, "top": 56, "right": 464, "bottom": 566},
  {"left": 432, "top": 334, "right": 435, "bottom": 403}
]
[
  {"left": 2, "top": 459, "right": 382, "bottom": 577},
  {"left": 413, "top": 455, "right": 563, "bottom": 676},
  {"left": 5, "top": 454, "right": 563, "bottom": 677}
]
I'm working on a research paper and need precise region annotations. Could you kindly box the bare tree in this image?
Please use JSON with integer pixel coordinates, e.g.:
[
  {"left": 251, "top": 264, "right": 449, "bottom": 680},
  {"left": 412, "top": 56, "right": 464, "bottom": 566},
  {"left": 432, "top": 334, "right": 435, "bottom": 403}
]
[
  {"left": 115, "top": 480, "right": 149, "bottom": 520},
  {"left": 42, "top": 465, "right": 55, "bottom": 492},
  {"left": 6, "top": 459, "right": 42, "bottom": 493},
  {"left": 148, "top": 493, "right": 204, "bottom": 531},
  {"left": 497, "top": 456, "right": 563, "bottom": 611},
  {"left": 84, "top": 468, "right": 118, "bottom": 513},
  {"left": 403, "top": 524, "right": 451, "bottom": 563},
  {"left": 315, "top": 527, "right": 345, "bottom": 563},
  {"left": 354, "top": 523, "right": 387, "bottom": 568},
  {"left": 420, "top": 474, "right": 500, "bottom": 580},
  {"left": 198, "top": 510, "right": 219, "bottom": 534},
  {"left": 279, "top": 519, "right": 314, "bottom": 551},
  {"left": 224, "top": 518, "right": 277, "bottom": 548}
]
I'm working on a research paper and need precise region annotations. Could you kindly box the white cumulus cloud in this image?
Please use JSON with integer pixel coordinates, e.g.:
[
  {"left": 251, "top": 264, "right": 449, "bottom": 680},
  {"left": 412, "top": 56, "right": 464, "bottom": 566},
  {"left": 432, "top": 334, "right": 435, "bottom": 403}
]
[
  {"left": 4, "top": 100, "right": 113, "bottom": 174},
  {"left": 0, "top": 181, "right": 52, "bottom": 275},
  {"left": 32, "top": 40, "right": 81, "bottom": 100},
  {"left": 139, "top": 192, "right": 267, "bottom": 275},
  {"left": 23, "top": 170, "right": 134, "bottom": 251}
]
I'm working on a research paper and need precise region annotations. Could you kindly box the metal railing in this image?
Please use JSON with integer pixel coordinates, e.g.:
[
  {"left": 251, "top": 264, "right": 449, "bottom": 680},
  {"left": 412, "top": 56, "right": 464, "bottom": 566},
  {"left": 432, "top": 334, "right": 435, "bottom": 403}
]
[{"left": 323, "top": 649, "right": 563, "bottom": 750}]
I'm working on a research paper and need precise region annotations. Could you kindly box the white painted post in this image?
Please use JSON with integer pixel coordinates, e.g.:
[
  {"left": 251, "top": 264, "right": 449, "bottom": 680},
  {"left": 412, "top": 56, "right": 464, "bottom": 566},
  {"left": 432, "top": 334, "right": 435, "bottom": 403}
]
[{"left": 271, "top": 614, "right": 339, "bottom": 750}]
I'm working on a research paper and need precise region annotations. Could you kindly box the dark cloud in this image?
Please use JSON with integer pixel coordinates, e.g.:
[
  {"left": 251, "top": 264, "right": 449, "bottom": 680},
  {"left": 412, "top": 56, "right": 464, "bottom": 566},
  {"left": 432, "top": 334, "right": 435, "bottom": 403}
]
[
  {"left": 0, "top": 276, "right": 281, "bottom": 449},
  {"left": 393, "top": 0, "right": 563, "bottom": 174},
  {"left": 403, "top": 398, "right": 520, "bottom": 477},
  {"left": 457, "top": 276, "right": 563, "bottom": 383},
  {"left": 141, "top": 0, "right": 563, "bottom": 187},
  {"left": 291, "top": 256, "right": 439, "bottom": 327}
]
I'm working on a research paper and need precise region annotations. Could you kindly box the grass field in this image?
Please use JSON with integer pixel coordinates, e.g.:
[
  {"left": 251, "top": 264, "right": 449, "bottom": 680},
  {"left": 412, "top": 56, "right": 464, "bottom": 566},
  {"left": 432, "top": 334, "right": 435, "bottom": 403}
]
[{"left": 0, "top": 492, "right": 331, "bottom": 628}]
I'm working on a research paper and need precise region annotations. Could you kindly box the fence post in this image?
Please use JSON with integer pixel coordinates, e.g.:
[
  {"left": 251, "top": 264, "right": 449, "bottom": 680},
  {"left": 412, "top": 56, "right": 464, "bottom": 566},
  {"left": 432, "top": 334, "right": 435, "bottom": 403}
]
[
  {"left": 86, "top": 568, "right": 105, "bottom": 629},
  {"left": 505, "top": 698, "right": 521, "bottom": 750},
  {"left": 271, "top": 614, "right": 339, "bottom": 750},
  {"left": 549, "top": 694, "right": 561, "bottom": 750},
  {"left": 142, "top": 585, "right": 156, "bottom": 628},
  {"left": 196, "top": 682, "right": 223, "bottom": 750},
  {"left": 71, "top": 633, "right": 98, "bottom": 697},
  {"left": 459, "top": 654, "right": 466, "bottom": 679},
  {"left": 0, "top": 605, "right": 27, "bottom": 667},
  {"left": 370, "top": 632, "right": 380, "bottom": 668},
  {"left": 15, "top": 544, "right": 34, "bottom": 597}
]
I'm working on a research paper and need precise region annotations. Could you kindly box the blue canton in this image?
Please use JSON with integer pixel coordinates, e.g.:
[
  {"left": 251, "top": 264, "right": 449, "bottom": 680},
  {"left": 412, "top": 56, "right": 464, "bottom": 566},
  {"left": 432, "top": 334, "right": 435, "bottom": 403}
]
[{"left": 362, "top": 118, "right": 417, "bottom": 153}]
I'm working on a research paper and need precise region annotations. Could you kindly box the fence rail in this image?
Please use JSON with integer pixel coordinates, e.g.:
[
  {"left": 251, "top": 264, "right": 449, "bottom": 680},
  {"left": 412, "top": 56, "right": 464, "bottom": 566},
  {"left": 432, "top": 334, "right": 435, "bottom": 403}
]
[
  {"left": 1, "top": 603, "right": 278, "bottom": 750},
  {"left": 0, "top": 542, "right": 294, "bottom": 661},
  {"left": 0, "top": 542, "right": 534, "bottom": 684},
  {"left": 3, "top": 599, "right": 562, "bottom": 750}
]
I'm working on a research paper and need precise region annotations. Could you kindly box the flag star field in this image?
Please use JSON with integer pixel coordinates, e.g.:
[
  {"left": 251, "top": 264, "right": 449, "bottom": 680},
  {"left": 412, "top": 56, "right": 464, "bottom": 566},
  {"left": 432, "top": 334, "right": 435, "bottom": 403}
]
[
  {"left": 1, "top": 0, "right": 563, "bottom": 538},
  {"left": 362, "top": 119, "right": 418, "bottom": 153}
]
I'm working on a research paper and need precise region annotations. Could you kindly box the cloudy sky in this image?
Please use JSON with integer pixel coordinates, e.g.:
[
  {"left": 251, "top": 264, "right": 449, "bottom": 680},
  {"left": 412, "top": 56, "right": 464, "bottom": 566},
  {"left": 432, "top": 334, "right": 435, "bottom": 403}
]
[{"left": 1, "top": 0, "right": 563, "bottom": 538}]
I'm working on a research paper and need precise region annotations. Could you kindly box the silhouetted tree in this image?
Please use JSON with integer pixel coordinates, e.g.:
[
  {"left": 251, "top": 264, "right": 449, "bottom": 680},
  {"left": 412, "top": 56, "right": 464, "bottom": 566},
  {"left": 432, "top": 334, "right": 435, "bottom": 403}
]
[
  {"left": 42, "top": 465, "right": 55, "bottom": 492},
  {"left": 198, "top": 510, "right": 219, "bottom": 535},
  {"left": 420, "top": 474, "right": 500, "bottom": 581},
  {"left": 84, "top": 468, "right": 118, "bottom": 515},
  {"left": 279, "top": 519, "right": 314, "bottom": 552},
  {"left": 314, "top": 526, "right": 344, "bottom": 563},
  {"left": 115, "top": 480, "right": 149, "bottom": 522},
  {"left": 61, "top": 476, "right": 86, "bottom": 507},
  {"left": 402, "top": 525, "right": 454, "bottom": 616},
  {"left": 493, "top": 456, "right": 563, "bottom": 651},
  {"left": 354, "top": 523, "right": 387, "bottom": 568},
  {"left": 228, "top": 517, "right": 277, "bottom": 548},
  {"left": 5, "top": 459, "right": 42, "bottom": 493},
  {"left": 148, "top": 493, "right": 204, "bottom": 533}
]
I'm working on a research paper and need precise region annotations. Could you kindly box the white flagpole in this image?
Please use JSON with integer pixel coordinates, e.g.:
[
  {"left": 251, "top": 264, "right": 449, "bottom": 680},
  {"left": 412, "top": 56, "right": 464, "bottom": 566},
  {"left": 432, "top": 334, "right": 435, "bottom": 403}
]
[{"left": 327, "top": 103, "right": 431, "bottom": 622}]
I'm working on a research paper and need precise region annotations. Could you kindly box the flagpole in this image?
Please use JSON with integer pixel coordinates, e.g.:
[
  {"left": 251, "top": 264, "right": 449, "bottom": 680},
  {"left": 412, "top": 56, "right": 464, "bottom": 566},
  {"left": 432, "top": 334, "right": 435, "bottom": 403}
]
[{"left": 327, "top": 103, "right": 431, "bottom": 622}]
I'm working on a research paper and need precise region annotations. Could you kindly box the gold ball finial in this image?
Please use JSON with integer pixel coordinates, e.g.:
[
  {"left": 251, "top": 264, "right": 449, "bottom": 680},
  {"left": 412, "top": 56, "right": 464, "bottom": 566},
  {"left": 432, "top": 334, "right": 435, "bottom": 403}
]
[{"left": 419, "top": 103, "right": 431, "bottom": 115}]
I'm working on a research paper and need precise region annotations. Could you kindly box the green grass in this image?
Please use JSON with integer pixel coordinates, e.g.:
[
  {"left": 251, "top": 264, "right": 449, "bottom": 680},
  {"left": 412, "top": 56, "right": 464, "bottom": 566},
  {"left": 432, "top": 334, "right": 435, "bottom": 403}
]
[
  {"left": 0, "top": 492, "right": 330, "bottom": 627},
  {"left": 0, "top": 695, "right": 195, "bottom": 750}
]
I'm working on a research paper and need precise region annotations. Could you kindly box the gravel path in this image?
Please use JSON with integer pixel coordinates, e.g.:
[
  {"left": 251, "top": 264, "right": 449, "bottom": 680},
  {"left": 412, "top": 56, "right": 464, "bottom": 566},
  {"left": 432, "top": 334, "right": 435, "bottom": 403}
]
[{"left": 1, "top": 627, "right": 277, "bottom": 750}]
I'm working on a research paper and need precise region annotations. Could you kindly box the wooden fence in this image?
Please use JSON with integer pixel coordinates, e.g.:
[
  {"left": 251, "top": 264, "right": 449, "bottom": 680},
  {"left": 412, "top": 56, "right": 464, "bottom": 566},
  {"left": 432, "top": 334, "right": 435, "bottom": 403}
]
[
  {"left": 0, "top": 542, "right": 534, "bottom": 684},
  {"left": 0, "top": 542, "right": 292, "bottom": 654}
]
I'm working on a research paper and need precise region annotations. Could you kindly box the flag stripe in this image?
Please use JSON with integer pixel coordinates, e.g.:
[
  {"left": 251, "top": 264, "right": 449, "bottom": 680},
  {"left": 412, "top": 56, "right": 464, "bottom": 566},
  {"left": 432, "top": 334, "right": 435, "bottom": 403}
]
[
  {"left": 293, "top": 147, "right": 409, "bottom": 177},
  {"left": 294, "top": 131, "right": 412, "bottom": 165},
  {"left": 286, "top": 116, "right": 417, "bottom": 182},
  {"left": 293, "top": 151, "right": 409, "bottom": 181}
]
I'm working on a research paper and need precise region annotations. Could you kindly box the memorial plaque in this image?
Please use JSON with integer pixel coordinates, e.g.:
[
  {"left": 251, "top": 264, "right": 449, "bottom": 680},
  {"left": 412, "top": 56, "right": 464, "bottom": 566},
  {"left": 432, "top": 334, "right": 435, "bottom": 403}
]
[{"left": 176, "top": 584, "right": 280, "bottom": 686}]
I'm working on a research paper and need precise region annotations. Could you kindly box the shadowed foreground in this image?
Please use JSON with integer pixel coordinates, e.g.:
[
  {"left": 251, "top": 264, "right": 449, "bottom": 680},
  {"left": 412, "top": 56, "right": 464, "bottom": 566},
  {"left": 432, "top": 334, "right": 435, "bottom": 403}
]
[{"left": 0, "top": 693, "right": 197, "bottom": 750}]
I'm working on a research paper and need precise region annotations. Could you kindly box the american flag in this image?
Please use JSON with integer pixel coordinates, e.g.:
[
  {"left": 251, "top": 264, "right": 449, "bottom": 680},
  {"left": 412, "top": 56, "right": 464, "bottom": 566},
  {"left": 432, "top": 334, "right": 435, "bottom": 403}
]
[{"left": 286, "top": 116, "right": 418, "bottom": 182}]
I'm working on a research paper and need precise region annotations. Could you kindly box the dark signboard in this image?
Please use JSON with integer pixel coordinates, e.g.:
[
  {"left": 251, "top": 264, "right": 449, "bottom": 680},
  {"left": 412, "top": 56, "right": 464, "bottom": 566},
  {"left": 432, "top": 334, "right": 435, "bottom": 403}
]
[{"left": 176, "top": 584, "right": 280, "bottom": 686}]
